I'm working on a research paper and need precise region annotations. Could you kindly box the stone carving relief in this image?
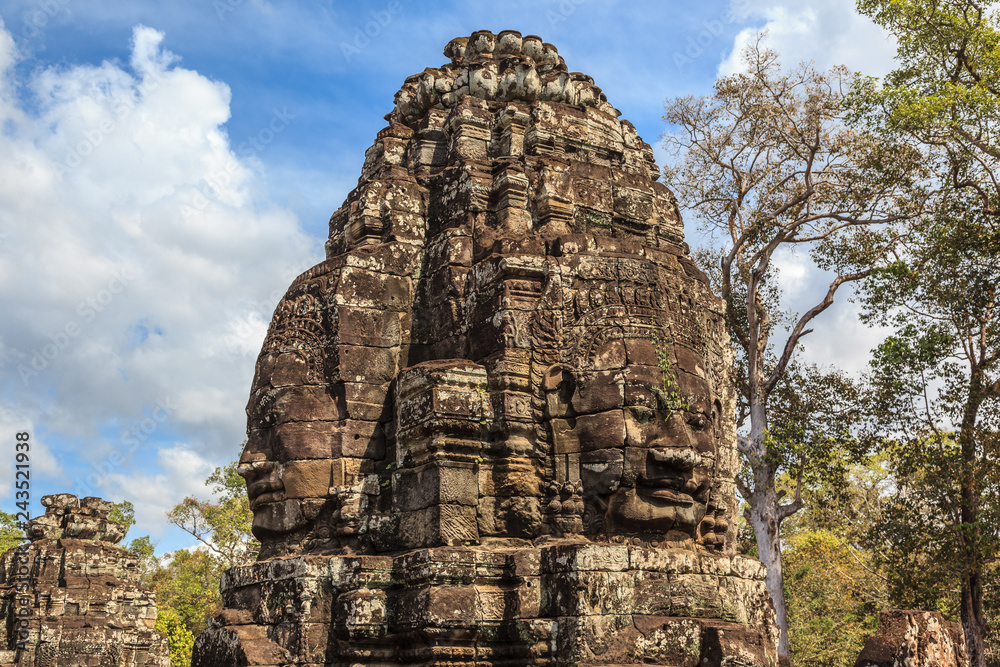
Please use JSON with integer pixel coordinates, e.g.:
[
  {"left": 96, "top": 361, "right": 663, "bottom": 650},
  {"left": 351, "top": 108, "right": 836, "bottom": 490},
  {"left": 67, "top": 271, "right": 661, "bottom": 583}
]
[
  {"left": 0, "top": 495, "right": 169, "bottom": 667},
  {"left": 194, "top": 30, "right": 778, "bottom": 667}
]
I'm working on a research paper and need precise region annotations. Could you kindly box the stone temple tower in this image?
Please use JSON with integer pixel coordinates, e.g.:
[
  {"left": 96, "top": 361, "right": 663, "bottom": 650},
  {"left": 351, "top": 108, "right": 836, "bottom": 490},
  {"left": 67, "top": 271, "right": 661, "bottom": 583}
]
[
  {"left": 193, "top": 30, "right": 781, "bottom": 667},
  {"left": 0, "top": 494, "right": 169, "bottom": 667}
]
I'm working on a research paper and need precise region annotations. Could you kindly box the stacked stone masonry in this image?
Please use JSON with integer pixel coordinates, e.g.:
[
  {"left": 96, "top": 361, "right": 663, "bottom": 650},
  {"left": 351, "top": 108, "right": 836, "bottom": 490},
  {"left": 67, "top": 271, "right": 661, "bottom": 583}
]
[
  {"left": 0, "top": 494, "right": 168, "bottom": 667},
  {"left": 193, "top": 30, "right": 782, "bottom": 666},
  {"left": 855, "top": 610, "right": 968, "bottom": 667}
]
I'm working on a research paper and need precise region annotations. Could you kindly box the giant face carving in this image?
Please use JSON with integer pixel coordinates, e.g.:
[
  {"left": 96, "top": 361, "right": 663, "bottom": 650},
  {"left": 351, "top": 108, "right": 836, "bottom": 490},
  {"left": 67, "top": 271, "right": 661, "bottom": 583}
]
[
  {"left": 239, "top": 351, "right": 337, "bottom": 542},
  {"left": 237, "top": 273, "right": 389, "bottom": 554},
  {"left": 235, "top": 29, "right": 739, "bottom": 558},
  {"left": 546, "top": 335, "right": 722, "bottom": 543}
]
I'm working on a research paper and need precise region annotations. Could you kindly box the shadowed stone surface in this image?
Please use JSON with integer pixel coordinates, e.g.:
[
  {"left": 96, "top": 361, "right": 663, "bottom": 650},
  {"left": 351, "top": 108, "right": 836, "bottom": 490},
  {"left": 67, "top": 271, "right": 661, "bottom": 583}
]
[
  {"left": 193, "top": 30, "right": 780, "bottom": 666},
  {"left": 855, "top": 610, "right": 968, "bottom": 667},
  {"left": 0, "top": 494, "right": 168, "bottom": 667}
]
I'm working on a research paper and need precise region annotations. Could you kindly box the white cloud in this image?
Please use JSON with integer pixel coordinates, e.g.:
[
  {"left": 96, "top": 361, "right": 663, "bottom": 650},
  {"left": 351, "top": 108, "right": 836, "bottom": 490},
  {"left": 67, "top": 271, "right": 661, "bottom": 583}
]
[
  {"left": 0, "top": 19, "right": 322, "bottom": 517},
  {"left": 0, "top": 407, "right": 60, "bottom": 500},
  {"left": 770, "top": 247, "right": 810, "bottom": 301},
  {"left": 102, "top": 445, "right": 217, "bottom": 538},
  {"left": 797, "top": 297, "right": 891, "bottom": 376},
  {"left": 719, "top": 0, "right": 897, "bottom": 76}
]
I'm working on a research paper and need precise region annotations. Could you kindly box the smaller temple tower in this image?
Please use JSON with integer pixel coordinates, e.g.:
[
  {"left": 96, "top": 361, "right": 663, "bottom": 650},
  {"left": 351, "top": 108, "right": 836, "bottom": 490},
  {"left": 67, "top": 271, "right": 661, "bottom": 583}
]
[{"left": 0, "top": 494, "right": 169, "bottom": 667}]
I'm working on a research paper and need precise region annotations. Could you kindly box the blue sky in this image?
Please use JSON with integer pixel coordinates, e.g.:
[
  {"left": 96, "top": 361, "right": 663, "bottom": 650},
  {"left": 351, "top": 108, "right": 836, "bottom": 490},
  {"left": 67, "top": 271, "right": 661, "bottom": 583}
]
[{"left": 0, "top": 0, "right": 898, "bottom": 555}]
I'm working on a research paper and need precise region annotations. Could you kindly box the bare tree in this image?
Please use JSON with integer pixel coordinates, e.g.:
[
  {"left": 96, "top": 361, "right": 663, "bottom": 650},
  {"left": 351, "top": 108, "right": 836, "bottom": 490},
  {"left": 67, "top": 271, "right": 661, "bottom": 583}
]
[{"left": 661, "top": 38, "right": 925, "bottom": 656}]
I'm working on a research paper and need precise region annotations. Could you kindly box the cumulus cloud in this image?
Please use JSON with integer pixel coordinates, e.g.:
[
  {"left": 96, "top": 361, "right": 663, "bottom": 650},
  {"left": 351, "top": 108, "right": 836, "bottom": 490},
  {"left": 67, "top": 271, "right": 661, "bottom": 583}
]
[
  {"left": 102, "top": 445, "right": 217, "bottom": 538},
  {"left": 0, "top": 19, "right": 321, "bottom": 522},
  {"left": 719, "top": 0, "right": 897, "bottom": 76},
  {"left": 0, "top": 407, "right": 60, "bottom": 500}
]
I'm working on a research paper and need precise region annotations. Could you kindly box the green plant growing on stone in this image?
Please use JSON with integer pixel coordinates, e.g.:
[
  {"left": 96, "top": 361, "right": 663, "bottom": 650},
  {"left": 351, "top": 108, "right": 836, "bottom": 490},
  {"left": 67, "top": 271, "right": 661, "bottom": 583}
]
[
  {"left": 651, "top": 329, "right": 689, "bottom": 418},
  {"left": 585, "top": 210, "right": 611, "bottom": 229},
  {"left": 475, "top": 384, "right": 489, "bottom": 426}
]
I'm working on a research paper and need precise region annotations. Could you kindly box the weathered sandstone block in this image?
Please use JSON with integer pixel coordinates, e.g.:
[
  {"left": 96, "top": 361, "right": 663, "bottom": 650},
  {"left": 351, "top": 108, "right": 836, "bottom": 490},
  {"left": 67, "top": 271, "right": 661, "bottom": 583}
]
[{"left": 855, "top": 610, "right": 968, "bottom": 667}]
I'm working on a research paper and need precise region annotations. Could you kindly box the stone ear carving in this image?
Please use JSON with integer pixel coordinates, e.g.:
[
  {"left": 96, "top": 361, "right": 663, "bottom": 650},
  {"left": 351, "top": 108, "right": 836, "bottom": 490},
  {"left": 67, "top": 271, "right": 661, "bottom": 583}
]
[
  {"left": 542, "top": 364, "right": 574, "bottom": 417},
  {"left": 542, "top": 363, "right": 571, "bottom": 390}
]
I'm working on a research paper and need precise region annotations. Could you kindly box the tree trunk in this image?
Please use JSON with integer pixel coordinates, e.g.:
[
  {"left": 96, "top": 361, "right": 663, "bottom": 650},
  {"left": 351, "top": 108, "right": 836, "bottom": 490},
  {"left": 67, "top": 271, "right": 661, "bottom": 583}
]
[
  {"left": 961, "top": 574, "right": 986, "bottom": 667},
  {"left": 959, "top": 379, "right": 986, "bottom": 667},
  {"left": 743, "top": 394, "right": 792, "bottom": 658},
  {"left": 747, "top": 500, "right": 790, "bottom": 656}
]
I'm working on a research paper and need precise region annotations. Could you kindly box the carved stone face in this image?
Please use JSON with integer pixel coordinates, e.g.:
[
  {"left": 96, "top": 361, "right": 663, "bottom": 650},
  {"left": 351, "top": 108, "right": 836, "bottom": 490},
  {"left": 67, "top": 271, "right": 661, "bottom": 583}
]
[
  {"left": 550, "top": 338, "right": 720, "bottom": 540},
  {"left": 239, "top": 353, "right": 371, "bottom": 545},
  {"left": 239, "top": 354, "right": 329, "bottom": 540}
]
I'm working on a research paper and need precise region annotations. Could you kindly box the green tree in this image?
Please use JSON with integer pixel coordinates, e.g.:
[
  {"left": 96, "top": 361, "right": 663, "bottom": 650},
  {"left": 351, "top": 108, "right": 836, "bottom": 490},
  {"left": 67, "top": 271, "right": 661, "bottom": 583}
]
[
  {"left": 661, "top": 37, "right": 923, "bottom": 655},
  {"left": 109, "top": 500, "right": 158, "bottom": 577},
  {"left": 783, "top": 529, "right": 886, "bottom": 667},
  {"left": 0, "top": 510, "right": 25, "bottom": 553},
  {"left": 127, "top": 534, "right": 159, "bottom": 582},
  {"left": 859, "top": 195, "right": 1000, "bottom": 665},
  {"left": 150, "top": 548, "right": 221, "bottom": 637},
  {"left": 779, "top": 461, "right": 894, "bottom": 667},
  {"left": 167, "top": 457, "right": 256, "bottom": 569},
  {"left": 150, "top": 449, "right": 256, "bottom": 639},
  {"left": 154, "top": 607, "right": 195, "bottom": 667},
  {"left": 108, "top": 499, "right": 136, "bottom": 532},
  {"left": 856, "top": 0, "right": 1000, "bottom": 216}
]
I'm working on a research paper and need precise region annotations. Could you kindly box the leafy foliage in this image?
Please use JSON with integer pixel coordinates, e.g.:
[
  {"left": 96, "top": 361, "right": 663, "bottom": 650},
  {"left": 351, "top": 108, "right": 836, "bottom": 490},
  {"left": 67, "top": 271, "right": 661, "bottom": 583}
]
[
  {"left": 150, "top": 548, "right": 221, "bottom": 637},
  {"left": 0, "top": 511, "right": 25, "bottom": 554},
  {"left": 109, "top": 500, "right": 136, "bottom": 532},
  {"left": 855, "top": 0, "right": 1000, "bottom": 215},
  {"left": 154, "top": 607, "right": 195, "bottom": 667},
  {"left": 662, "top": 34, "right": 924, "bottom": 656},
  {"left": 144, "top": 446, "right": 256, "bottom": 643},
  {"left": 858, "top": 193, "right": 1000, "bottom": 664},
  {"left": 784, "top": 529, "right": 886, "bottom": 667},
  {"left": 166, "top": 457, "right": 257, "bottom": 569}
]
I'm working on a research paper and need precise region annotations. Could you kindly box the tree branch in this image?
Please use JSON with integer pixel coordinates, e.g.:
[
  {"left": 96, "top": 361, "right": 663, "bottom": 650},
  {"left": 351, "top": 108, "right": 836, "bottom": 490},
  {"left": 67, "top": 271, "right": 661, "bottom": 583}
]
[{"left": 764, "top": 270, "right": 870, "bottom": 396}]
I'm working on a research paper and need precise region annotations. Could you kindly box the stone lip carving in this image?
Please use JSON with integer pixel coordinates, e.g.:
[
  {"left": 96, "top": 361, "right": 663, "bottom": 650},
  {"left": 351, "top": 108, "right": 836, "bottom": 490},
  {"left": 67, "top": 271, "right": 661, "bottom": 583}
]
[
  {"left": 197, "top": 30, "right": 778, "bottom": 666},
  {"left": 855, "top": 610, "right": 968, "bottom": 667},
  {"left": 0, "top": 494, "right": 169, "bottom": 667}
]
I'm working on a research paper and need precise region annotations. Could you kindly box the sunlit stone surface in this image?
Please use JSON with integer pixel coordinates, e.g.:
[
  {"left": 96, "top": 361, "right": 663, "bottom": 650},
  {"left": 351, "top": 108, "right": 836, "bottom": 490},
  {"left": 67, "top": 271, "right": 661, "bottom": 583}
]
[
  {"left": 0, "top": 494, "right": 168, "bottom": 667},
  {"left": 193, "top": 30, "right": 780, "bottom": 667}
]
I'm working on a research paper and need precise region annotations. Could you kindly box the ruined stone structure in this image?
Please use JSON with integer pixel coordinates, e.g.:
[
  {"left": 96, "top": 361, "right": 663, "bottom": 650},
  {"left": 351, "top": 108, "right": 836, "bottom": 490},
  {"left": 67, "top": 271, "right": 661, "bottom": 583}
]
[
  {"left": 0, "top": 494, "right": 168, "bottom": 667},
  {"left": 855, "top": 610, "right": 968, "bottom": 667},
  {"left": 193, "top": 30, "right": 781, "bottom": 666}
]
